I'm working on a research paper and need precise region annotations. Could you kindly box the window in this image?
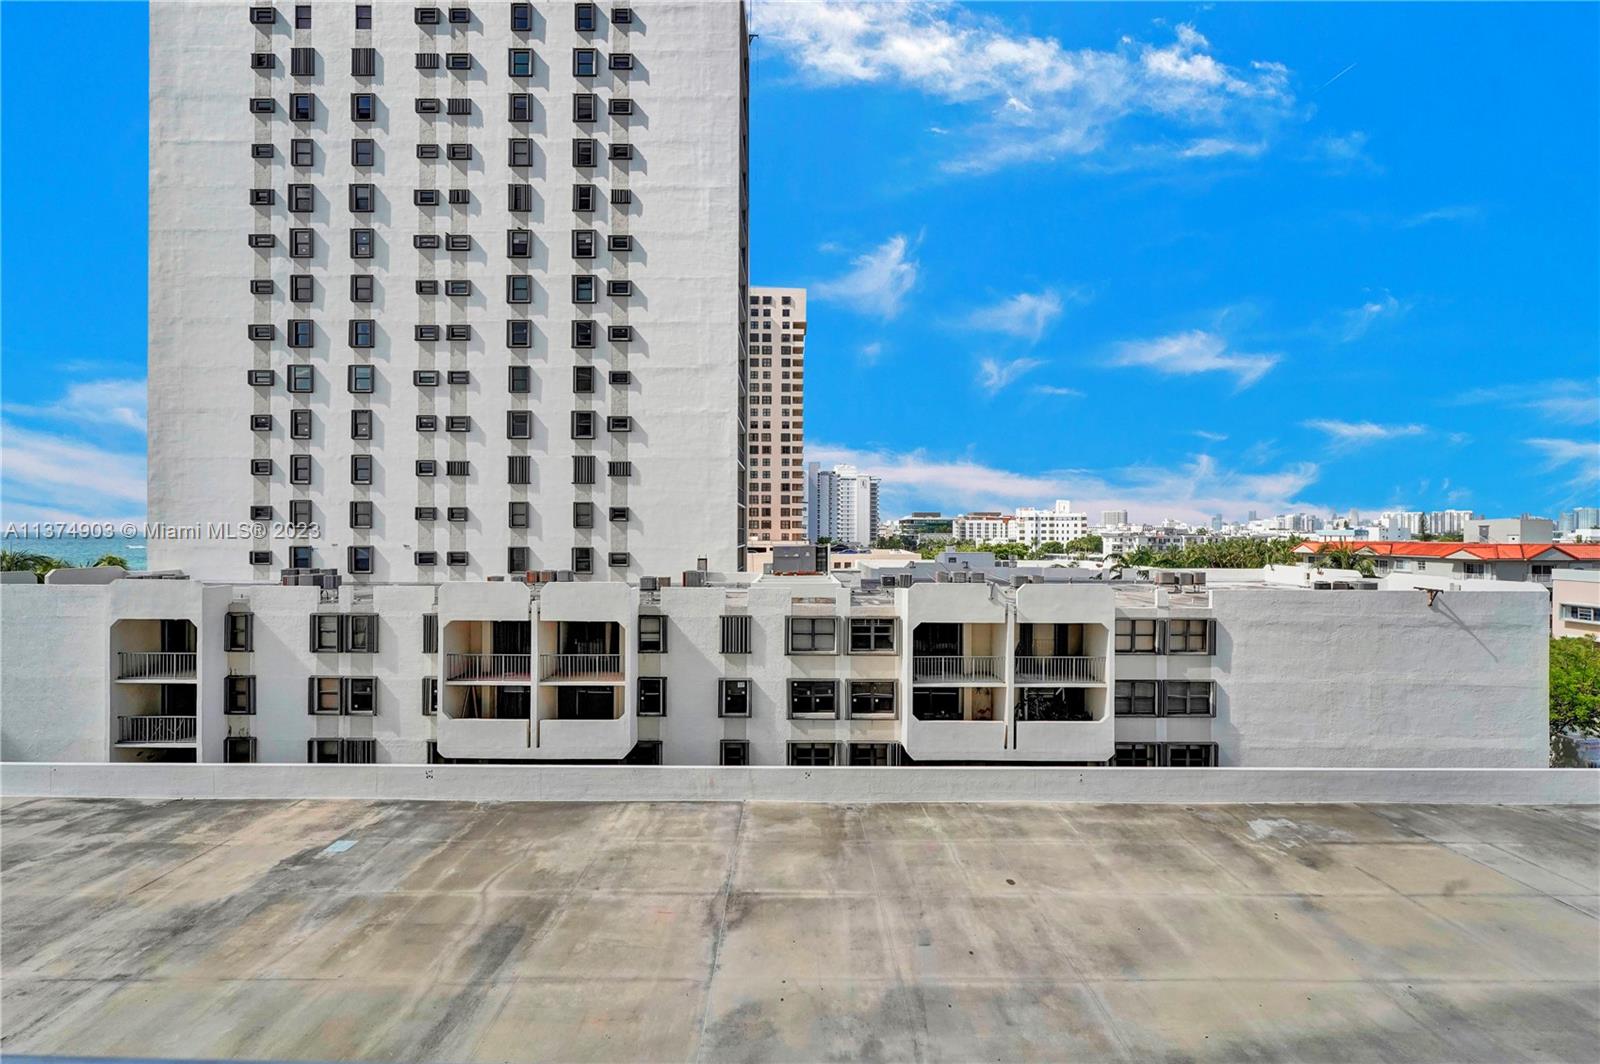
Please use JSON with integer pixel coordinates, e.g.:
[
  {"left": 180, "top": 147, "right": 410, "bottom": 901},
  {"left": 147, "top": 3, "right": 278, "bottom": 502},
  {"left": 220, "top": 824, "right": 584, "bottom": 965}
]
[
  {"left": 849, "top": 618, "right": 894, "bottom": 653},
  {"left": 609, "top": 506, "right": 628, "bottom": 523},
  {"left": 571, "top": 547, "right": 593, "bottom": 574},
  {"left": 575, "top": 3, "right": 597, "bottom": 31},
  {"left": 720, "top": 740, "right": 749, "bottom": 767},
  {"left": 290, "top": 228, "right": 314, "bottom": 258},
  {"left": 1167, "top": 618, "right": 1213, "bottom": 655},
  {"left": 351, "top": 454, "right": 373, "bottom": 483},
  {"left": 311, "top": 614, "right": 342, "bottom": 653},
  {"left": 288, "top": 319, "right": 314, "bottom": 348},
  {"left": 720, "top": 615, "right": 751, "bottom": 654},
  {"left": 607, "top": 326, "right": 632, "bottom": 344},
  {"left": 638, "top": 615, "right": 667, "bottom": 654},
  {"left": 349, "top": 184, "right": 375, "bottom": 213},
  {"left": 509, "top": 93, "right": 534, "bottom": 122},
  {"left": 613, "top": 7, "right": 633, "bottom": 24},
  {"left": 351, "top": 410, "right": 373, "bottom": 439},
  {"left": 608, "top": 97, "right": 634, "bottom": 116},
  {"left": 286, "top": 275, "right": 312, "bottom": 303},
  {"left": 249, "top": 7, "right": 276, "bottom": 25},
  {"left": 290, "top": 500, "right": 312, "bottom": 526},
  {"left": 607, "top": 234, "right": 633, "bottom": 252},
  {"left": 571, "top": 411, "right": 596, "bottom": 439},
  {"left": 348, "top": 365, "right": 375, "bottom": 393},
  {"left": 446, "top": 233, "right": 471, "bottom": 252},
  {"left": 1113, "top": 743, "right": 1159, "bottom": 767},
  {"left": 1113, "top": 680, "right": 1157, "bottom": 717},
  {"left": 421, "top": 676, "right": 438, "bottom": 716},
  {"left": 507, "top": 275, "right": 532, "bottom": 303},
  {"left": 349, "top": 319, "right": 375, "bottom": 347},
  {"left": 572, "top": 276, "right": 597, "bottom": 303},
  {"left": 446, "top": 282, "right": 471, "bottom": 299},
  {"left": 416, "top": 414, "right": 438, "bottom": 432},
  {"left": 350, "top": 501, "right": 373, "bottom": 528},
  {"left": 607, "top": 415, "right": 631, "bottom": 433},
  {"left": 788, "top": 743, "right": 835, "bottom": 767},
  {"left": 447, "top": 53, "right": 471, "bottom": 70},
  {"left": 352, "top": 139, "right": 375, "bottom": 166},
  {"left": 609, "top": 52, "right": 634, "bottom": 71},
  {"left": 291, "top": 47, "right": 314, "bottom": 75},
  {"left": 416, "top": 460, "right": 438, "bottom": 477},
  {"left": 572, "top": 139, "right": 597, "bottom": 167},
  {"left": 295, "top": 4, "right": 311, "bottom": 28},
  {"left": 638, "top": 677, "right": 666, "bottom": 717},
  {"left": 508, "top": 501, "right": 530, "bottom": 529},
  {"left": 447, "top": 143, "right": 472, "bottom": 162},
  {"left": 511, "top": 3, "right": 532, "bottom": 31},
  {"left": 449, "top": 7, "right": 470, "bottom": 23},
  {"left": 573, "top": 366, "right": 596, "bottom": 393},
  {"left": 351, "top": 228, "right": 375, "bottom": 258},
  {"left": 416, "top": 507, "right": 438, "bottom": 521},
  {"left": 250, "top": 97, "right": 276, "bottom": 114},
  {"left": 348, "top": 546, "right": 375, "bottom": 575},
  {"left": 1166, "top": 743, "right": 1218, "bottom": 768},
  {"left": 248, "top": 370, "right": 276, "bottom": 387},
  {"left": 789, "top": 680, "right": 837, "bottom": 719},
  {"left": 508, "top": 366, "right": 531, "bottom": 394},
  {"left": 787, "top": 617, "right": 837, "bottom": 654},
  {"left": 608, "top": 143, "right": 633, "bottom": 161},
  {"left": 507, "top": 320, "right": 533, "bottom": 348},
  {"left": 292, "top": 140, "right": 315, "bottom": 168},
  {"left": 573, "top": 93, "right": 597, "bottom": 123},
  {"left": 572, "top": 229, "right": 597, "bottom": 257},
  {"left": 509, "top": 48, "right": 533, "bottom": 77},
  {"left": 719, "top": 679, "right": 751, "bottom": 718},
  {"left": 346, "top": 614, "right": 380, "bottom": 653},
  {"left": 356, "top": 5, "right": 372, "bottom": 29},
  {"left": 352, "top": 47, "right": 376, "bottom": 77},
  {"left": 1565, "top": 604, "right": 1600, "bottom": 623},
  {"left": 290, "top": 409, "right": 312, "bottom": 440},
  {"left": 225, "top": 737, "right": 258, "bottom": 764},
  {"left": 415, "top": 6, "right": 442, "bottom": 25},
  {"left": 250, "top": 188, "right": 275, "bottom": 208},
  {"left": 416, "top": 97, "right": 442, "bottom": 114},
  {"left": 290, "top": 94, "right": 315, "bottom": 122},
  {"left": 351, "top": 275, "right": 374, "bottom": 302},
  {"left": 288, "top": 365, "right": 315, "bottom": 392},
  {"left": 252, "top": 143, "right": 275, "bottom": 159},
  {"left": 608, "top": 279, "right": 633, "bottom": 298},
  {"left": 224, "top": 613, "right": 254, "bottom": 652},
  {"left": 1114, "top": 618, "right": 1160, "bottom": 654},
  {"left": 1166, "top": 680, "right": 1214, "bottom": 717},
  {"left": 573, "top": 184, "right": 597, "bottom": 211},
  {"left": 573, "top": 48, "right": 598, "bottom": 77},
  {"left": 507, "top": 229, "right": 532, "bottom": 257},
  {"left": 416, "top": 325, "right": 442, "bottom": 342},
  {"left": 507, "top": 411, "right": 533, "bottom": 439},
  {"left": 290, "top": 546, "right": 313, "bottom": 568},
  {"left": 849, "top": 681, "right": 896, "bottom": 719},
  {"left": 573, "top": 502, "right": 595, "bottom": 529},
  {"left": 509, "top": 138, "right": 533, "bottom": 167}
]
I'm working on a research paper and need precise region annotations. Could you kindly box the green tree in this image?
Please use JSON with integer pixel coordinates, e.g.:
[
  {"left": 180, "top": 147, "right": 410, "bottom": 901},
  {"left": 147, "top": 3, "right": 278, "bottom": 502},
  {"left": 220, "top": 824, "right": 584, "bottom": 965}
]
[
  {"left": 0, "top": 551, "right": 65, "bottom": 581},
  {"left": 92, "top": 554, "right": 131, "bottom": 568},
  {"left": 1550, "top": 637, "right": 1600, "bottom": 743}
]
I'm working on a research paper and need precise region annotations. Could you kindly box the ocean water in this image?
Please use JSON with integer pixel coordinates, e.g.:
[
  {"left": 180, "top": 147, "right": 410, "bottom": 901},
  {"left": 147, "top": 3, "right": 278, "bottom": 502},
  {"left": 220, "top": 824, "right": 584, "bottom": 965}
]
[{"left": 0, "top": 533, "right": 149, "bottom": 571}]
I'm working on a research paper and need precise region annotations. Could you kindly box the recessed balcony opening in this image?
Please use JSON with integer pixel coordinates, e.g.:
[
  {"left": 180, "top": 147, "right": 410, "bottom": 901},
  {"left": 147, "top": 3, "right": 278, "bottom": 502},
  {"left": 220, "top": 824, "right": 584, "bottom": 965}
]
[
  {"left": 110, "top": 618, "right": 198, "bottom": 760},
  {"left": 1013, "top": 622, "right": 1108, "bottom": 685},
  {"left": 446, "top": 685, "right": 532, "bottom": 720},
  {"left": 538, "top": 620, "right": 623, "bottom": 682},
  {"left": 911, "top": 686, "right": 1002, "bottom": 722},
  {"left": 445, "top": 620, "right": 532, "bottom": 682},
  {"left": 1016, "top": 687, "right": 1099, "bottom": 722},
  {"left": 911, "top": 622, "right": 1005, "bottom": 683}
]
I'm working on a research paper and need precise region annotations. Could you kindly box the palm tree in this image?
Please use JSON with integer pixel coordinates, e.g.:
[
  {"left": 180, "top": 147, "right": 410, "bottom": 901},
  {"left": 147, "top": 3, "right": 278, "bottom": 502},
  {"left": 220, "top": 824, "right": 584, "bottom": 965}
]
[
  {"left": 0, "top": 551, "right": 66, "bottom": 581},
  {"left": 92, "top": 554, "right": 130, "bottom": 568}
]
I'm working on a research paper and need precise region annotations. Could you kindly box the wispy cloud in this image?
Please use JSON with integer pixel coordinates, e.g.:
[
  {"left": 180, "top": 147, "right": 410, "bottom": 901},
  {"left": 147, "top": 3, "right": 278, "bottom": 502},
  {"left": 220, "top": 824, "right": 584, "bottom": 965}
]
[
  {"left": 1110, "top": 329, "right": 1280, "bottom": 388},
  {"left": 1303, "top": 419, "right": 1426, "bottom": 450},
  {"left": 4, "top": 378, "right": 147, "bottom": 432},
  {"left": 809, "top": 442, "right": 1321, "bottom": 524},
  {"left": 752, "top": 4, "right": 1295, "bottom": 174},
  {"left": 964, "top": 288, "right": 1078, "bottom": 341},
  {"left": 1525, "top": 437, "right": 1600, "bottom": 493},
  {"left": 1180, "top": 137, "right": 1266, "bottom": 159},
  {"left": 814, "top": 234, "right": 920, "bottom": 319},
  {"left": 1340, "top": 291, "right": 1406, "bottom": 342},
  {"left": 1311, "top": 130, "right": 1381, "bottom": 174},
  {"left": 1399, "top": 204, "right": 1482, "bottom": 228},
  {"left": 1033, "top": 384, "right": 1084, "bottom": 398},
  {"left": 1450, "top": 379, "right": 1599, "bottom": 425},
  {"left": 858, "top": 341, "right": 884, "bottom": 365},
  {"left": 977, "top": 356, "right": 1044, "bottom": 395},
  {"left": 0, "top": 421, "right": 147, "bottom": 523},
  {"left": 1193, "top": 430, "right": 1229, "bottom": 442}
]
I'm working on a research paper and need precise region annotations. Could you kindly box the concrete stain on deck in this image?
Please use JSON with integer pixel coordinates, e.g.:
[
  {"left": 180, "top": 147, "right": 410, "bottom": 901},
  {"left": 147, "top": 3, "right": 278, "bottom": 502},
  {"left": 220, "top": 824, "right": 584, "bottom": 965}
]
[{"left": 1, "top": 797, "right": 1596, "bottom": 1062}]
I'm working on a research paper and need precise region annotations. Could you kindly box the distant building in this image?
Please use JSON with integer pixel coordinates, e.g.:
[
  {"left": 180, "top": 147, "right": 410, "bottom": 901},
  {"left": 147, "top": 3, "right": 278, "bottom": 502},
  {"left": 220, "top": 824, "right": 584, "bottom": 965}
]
[
  {"left": 1469, "top": 517, "right": 1555, "bottom": 545},
  {"left": 1552, "top": 571, "right": 1600, "bottom": 640},
  {"left": 1294, "top": 540, "right": 1600, "bottom": 583},
  {"left": 1101, "top": 510, "right": 1130, "bottom": 528},
  {"left": 744, "top": 287, "right": 808, "bottom": 568},
  {"left": 950, "top": 501, "right": 1089, "bottom": 547},
  {"left": 807, "top": 463, "right": 880, "bottom": 547}
]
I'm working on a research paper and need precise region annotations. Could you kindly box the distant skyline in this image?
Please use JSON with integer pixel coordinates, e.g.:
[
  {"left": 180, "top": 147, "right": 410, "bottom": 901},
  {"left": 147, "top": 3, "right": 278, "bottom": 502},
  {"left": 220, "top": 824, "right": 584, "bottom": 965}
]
[{"left": 2, "top": 1, "right": 1597, "bottom": 526}]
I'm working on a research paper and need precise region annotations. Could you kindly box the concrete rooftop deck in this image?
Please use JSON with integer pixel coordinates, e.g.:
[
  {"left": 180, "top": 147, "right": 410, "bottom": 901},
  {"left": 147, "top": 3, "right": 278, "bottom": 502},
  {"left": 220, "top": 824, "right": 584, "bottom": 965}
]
[{"left": 2, "top": 797, "right": 1597, "bottom": 1062}]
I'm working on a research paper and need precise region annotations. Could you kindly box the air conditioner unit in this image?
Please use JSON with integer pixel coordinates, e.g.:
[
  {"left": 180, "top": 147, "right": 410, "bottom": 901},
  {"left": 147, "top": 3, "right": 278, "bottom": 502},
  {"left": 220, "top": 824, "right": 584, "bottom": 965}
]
[
  {"left": 683, "top": 571, "right": 707, "bottom": 588},
  {"left": 640, "top": 576, "right": 659, "bottom": 591}
]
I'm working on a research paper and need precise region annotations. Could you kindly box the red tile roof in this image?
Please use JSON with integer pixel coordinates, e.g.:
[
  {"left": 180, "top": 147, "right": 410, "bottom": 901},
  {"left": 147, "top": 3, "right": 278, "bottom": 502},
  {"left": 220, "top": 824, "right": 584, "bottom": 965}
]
[{"left": 1296, "top": 540, "right": 1600, "bottom": 562}]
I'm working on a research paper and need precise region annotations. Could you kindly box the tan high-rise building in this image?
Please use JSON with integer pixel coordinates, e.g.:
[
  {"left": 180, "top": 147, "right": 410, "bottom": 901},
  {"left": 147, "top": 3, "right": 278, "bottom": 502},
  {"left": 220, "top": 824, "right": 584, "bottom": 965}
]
[{"left": 744, "top": 286, "right": 806, "bottom": 565}]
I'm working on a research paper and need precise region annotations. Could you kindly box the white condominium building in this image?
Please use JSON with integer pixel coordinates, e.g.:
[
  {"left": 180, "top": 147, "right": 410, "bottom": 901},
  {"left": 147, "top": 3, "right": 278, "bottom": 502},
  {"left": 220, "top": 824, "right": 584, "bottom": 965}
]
[
  {"left": 744, "top": 286, "right": 806, "bottom": 565},
  {"left": 148, "top": 1, "right": 749, "bottom": 583},
  {"left": 1100, "top": 510, "right": 1129, "bottom": 528},
  {"left": 807, "top": 463, "right": 880, "bottom": 548},
  {"left": 952, "top": 501, "right": 1089, "bottom": 547}
]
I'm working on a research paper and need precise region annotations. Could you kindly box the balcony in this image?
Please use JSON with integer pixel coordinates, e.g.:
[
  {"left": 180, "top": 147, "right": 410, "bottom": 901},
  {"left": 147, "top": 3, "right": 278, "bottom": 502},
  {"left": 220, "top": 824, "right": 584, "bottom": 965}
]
[
  {"left": 1014, "top": 656, "right": 1105, "bottom": 685},
  {"left": 539, "top": 653, "right": 623, "bottom": 683},
  {"left": 116, "top": 652, "right": 197, "bottom": 682},
  {"left": 117, "top": 715, "right": 196, "bottom": 746},
  {"left": 912, "top": 655, "right": 1002, "bottom": 684},
  {"left": 445, "top": 653, "right": 533, "bottom": 683}
]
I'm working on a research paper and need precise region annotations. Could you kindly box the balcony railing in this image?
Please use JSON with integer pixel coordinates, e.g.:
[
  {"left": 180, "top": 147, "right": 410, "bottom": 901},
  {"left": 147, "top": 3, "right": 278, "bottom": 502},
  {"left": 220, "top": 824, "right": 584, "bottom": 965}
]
[
  {"left": 912, "top": 655, "right": 1003, "bottom": 682},
  {"left": 117, "top": 652, "right": 197, "bottom": 680},
  {"left": 1014, "top": 656, "right": 1106, "bottom": 684},
  {"left": 540, "top": 653, "right": 623, "bottom": 681},
  {"left": 445, "top": 653, "right": 533, "bottom": 681},
  {"left": 117, "top": 715, "right": 197, "bottom": 744}
]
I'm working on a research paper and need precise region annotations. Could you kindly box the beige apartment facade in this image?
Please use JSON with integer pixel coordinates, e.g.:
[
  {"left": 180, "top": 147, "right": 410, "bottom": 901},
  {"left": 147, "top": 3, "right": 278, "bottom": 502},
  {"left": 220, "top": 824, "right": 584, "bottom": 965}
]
[{"left": 744, "top": 286, "right": 806, "bottom": 567}]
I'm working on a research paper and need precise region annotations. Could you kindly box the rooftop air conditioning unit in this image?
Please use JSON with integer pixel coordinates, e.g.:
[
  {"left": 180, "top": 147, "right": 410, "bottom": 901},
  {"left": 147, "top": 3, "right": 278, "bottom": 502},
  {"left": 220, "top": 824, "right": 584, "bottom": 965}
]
[
  {"left": 682, "top": 571, "right": 707, "bottom": 588},
  {"left": 640, "top": 576, "right": 659, "bottom": 590}
]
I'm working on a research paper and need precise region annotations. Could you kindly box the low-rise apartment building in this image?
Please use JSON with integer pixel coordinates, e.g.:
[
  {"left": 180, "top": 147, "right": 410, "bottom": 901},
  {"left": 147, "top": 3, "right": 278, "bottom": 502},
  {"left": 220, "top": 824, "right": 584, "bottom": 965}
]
[
  {"left": 1295, "top": 541, "right": 1600, "bottom": 583},
  {"left": 1552, "top": 571, "right": 1600, "bottom": 640},
  {"left": 0, "top": 558, "right": 1546, "bottom": 769}
]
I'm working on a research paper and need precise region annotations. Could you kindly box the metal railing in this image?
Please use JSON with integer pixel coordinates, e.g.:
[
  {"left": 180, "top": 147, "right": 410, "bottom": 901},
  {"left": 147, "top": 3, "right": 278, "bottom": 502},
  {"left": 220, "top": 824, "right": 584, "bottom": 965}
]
[
  {"left": 445, "top": 653, "right": 533, "bottom": 681},
  {"left": 540, "top": 653, "right": 623, "bottom": 680},
  {"left": 1014, "top": 656, "right": 1105, "bottom": 684},
  {"left": 912, "top": 655, "right": 1003, "bottom": 682},
  {"left": 118, "top": 715, "right": 197, "bottom": 744},
  {"left": 117, "top": 652, "right": 197, "bottom": 680}
]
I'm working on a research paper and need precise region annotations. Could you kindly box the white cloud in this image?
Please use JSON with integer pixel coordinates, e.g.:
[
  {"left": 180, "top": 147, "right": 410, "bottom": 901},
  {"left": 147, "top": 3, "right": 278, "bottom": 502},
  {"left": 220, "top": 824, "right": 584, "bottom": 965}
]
[
  {"left": 1450, "top": 379, "right": 1599, "bottom": 425},
  {"left": 1033, "top": 385, "right": 1084, "bottom": 398},
  {"left": 1180, "top": 137, "right": 1266, "bottom": 158},
  {"left": 1340, "top": 292, "right": 1405, "bottom": 342},
  {"left": 1312, "top": 130, "right": 1381, "bottom": 174},
  {"left": 814, "top": 234, "right": 919, "bottom": 319},
  {"left": 1526, "top": 437, "right": 1600, "bottom": 492},
  {"left": 1302, "top": 419, "right": 1426, "bottom": 449},
  {"left": 977, "top": 356, "right": 1044, "bottom": 395},
  {"left": 4, "top": 378, "right": 147, "bottom": 432},
  {"left": 0, "top": 422, "right": 147, "bottom": 523},
  {"left": 1399, "top": 204, "right": 1482, "bottom": 228},
  {"left": 751, "top": 3, "right": 1294, "bottom": 173},
  {"left": 1192, "top": 430, "right": 1229, "bottom": 442},
  {"left": 1110, "top": 329, "right": 1279, "bottom": 388},
  {"left": 859, "top": 341, "right": 884, "bottom": 365},
  {"left": 809, "top": 442, "right": 1321, "bottom": 524},
  {"left": 964, "top": 289, "right": 1075, "bottom": 341}
]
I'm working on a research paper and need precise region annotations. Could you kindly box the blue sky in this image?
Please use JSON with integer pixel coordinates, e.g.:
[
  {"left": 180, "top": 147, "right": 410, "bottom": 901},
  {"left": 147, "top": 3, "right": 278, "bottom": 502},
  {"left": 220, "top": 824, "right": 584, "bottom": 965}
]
[{"left": 2, "top": 2, "right": 1596, "bottom": 526}]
